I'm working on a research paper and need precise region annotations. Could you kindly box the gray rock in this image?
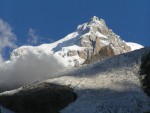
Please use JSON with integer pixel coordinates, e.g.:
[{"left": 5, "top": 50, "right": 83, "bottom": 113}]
[
  {"left": 68, "top": 16, "right": 132, "bottom": 64},
  {"left": 0, "top": 83, "right": 77, "bottom": 113}
]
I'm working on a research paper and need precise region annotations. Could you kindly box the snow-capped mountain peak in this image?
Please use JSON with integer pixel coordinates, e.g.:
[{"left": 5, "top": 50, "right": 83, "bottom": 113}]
[
  {"left": 10, "top": 16, "right": 133, "bottom": 68},
  {"left": 77, "top": 16, "right": 106, "bottom": 34},
  {"left": 0, "top": 17, "right": 144, "bottom": 89}
]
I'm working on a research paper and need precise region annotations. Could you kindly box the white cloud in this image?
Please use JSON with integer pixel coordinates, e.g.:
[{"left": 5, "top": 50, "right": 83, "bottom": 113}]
[
  {"left": 27, "top": 28, "right": 39, "bottom": 45},
  {"left": 0, "top": 19, "right": 17, "bottom": 62},
  {"left": 0, "top": 48, "right": 65, "bottom": 92},
  {"left": 0, "top": 20, "right": 63, "bottom": 92},
  {"left": 27, "top": 28, "right": 55, "bottom": 45}
]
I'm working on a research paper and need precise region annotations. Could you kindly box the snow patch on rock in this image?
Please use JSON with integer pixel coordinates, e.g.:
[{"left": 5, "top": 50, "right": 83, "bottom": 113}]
[{"left": 126, "top": 42, "right": 144, "bottom": 51}]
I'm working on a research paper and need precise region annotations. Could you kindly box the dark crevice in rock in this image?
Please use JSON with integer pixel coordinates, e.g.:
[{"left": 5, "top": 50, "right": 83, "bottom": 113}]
[
  {"left": 0, "top": 82, "right": 77, "bottom": 113},
  {"left": 139, "top": 52, "right": 150, "bottom": 97}
]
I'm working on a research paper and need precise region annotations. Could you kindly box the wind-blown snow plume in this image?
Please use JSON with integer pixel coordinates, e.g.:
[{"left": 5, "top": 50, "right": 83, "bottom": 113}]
[
  {"left": 27, "top": 28, "right": 54, "bottom": 45},
  {"left": 0, "top": 19, "right": 17, "bottom": 62},
  {"left": 27, "top": 28, "right": 40, "bottom": 45}
]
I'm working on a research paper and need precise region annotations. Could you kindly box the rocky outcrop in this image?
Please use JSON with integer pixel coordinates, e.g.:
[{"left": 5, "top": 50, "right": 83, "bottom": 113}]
[
  {"left": 0, "top": 82, "right": 77, "bottom": 113},
  {"left": 67, "top": 50, "right": 78, "bottom": 56},
  {"left": 78, "top": 50, "right": 87, "bottom": 59}
]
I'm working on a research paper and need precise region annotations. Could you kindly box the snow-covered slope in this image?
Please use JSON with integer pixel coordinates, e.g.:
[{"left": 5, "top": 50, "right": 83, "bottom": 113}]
[
  {"left": 126, "top": 42, "right": 144, "bottom": 51},
  {"left": 1, "top": 47, "right": 150, "bottom": 113},
  {"left": 48, "top": 47, "right": 150, "bottom": 113}
]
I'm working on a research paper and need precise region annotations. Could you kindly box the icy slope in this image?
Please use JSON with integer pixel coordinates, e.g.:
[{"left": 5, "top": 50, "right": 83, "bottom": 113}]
[
  {"left": 1, "top": 47, "right": 150, "bottom": 113},
  {"left": 45, "top": 47, "right": 150, "bottom": 113}
]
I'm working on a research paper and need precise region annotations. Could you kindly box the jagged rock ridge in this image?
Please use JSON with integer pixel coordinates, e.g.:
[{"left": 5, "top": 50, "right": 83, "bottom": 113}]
[{"left": 75, "top": 16, "right": 131, "bottom": 63}]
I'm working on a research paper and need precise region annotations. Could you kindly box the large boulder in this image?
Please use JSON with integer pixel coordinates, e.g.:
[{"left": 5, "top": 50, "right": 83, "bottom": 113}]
[{"left": 0, "top": 82, "right": 77, "bottom": 113}]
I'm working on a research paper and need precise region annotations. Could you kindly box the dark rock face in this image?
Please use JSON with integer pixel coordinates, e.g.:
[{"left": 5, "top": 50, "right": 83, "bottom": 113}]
[
  {"left": 140, "top": 52, "right": 150, "bottom": 97},
  {"left": 0, "top": 82, "right": 77, "bottom": 113}
]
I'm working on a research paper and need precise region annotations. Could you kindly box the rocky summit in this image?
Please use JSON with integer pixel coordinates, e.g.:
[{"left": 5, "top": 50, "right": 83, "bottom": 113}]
[{"left": 75, "top": 16, "right": 131, "bottom": 63}]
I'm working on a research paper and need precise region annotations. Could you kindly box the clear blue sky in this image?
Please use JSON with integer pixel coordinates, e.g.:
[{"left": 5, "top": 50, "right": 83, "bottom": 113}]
[{"left": 0, "top": 0, "right": 149, "bottom": 48}]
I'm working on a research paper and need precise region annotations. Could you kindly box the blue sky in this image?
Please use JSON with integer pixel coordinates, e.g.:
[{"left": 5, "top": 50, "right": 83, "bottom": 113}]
[{"left": 0, "top": 0, "right": 150, "bottom": 59}]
